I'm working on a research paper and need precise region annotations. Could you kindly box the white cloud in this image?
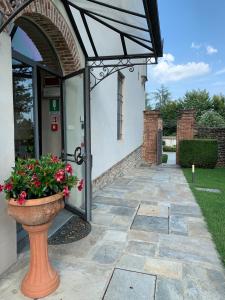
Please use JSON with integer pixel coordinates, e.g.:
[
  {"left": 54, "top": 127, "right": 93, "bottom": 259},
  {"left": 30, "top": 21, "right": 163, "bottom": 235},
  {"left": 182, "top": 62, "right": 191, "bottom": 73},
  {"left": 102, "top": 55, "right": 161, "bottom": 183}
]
[
  {"left": 206, "top": 45, "right": 218, "bottom": 55},
  {"left": 191, "top": 42, "right": 201, "bottom": 49},
  {"left": 149, "top": 53, "right": 210, "bottom": 83},
  {"left": 215, "top": 68, "right": 225, "bottom": 76}
]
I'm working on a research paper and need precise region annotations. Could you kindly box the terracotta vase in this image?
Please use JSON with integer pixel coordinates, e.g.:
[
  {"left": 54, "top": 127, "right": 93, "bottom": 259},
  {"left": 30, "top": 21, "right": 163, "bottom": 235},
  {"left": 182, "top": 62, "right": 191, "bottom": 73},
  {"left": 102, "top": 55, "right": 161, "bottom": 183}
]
[{"left": 8, "top": 192, "right": 64, "bottom": 299}]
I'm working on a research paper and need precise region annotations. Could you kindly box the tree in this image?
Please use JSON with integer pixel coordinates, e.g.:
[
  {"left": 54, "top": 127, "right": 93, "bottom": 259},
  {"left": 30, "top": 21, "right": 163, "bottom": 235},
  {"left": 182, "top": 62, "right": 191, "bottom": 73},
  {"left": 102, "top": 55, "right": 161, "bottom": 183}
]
[
  {"left": 152, "top": 85, "right": 171, "bottom": 108},
  {"left": 160, "top": 100, "right": 183, "bottom": 135},
  {"left": 198, "top": 111, "right": 225, "bottom": 128},
  {"left": 180, "top": 89, "right": 212, "bottom": 120},
  {"left": 145, "top": 92, "right": 152, "bottom": 110},
  {"left": 211, "top": 94, "right": 225, "bottom": 119}
]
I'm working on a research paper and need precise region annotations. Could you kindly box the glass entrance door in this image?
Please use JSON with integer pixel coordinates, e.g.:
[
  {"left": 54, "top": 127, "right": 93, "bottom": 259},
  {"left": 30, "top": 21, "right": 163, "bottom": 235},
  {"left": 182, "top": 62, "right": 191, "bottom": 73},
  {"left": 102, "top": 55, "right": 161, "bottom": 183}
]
[{"left": 62, "top": 70, "right": 91, "bottom": 221}]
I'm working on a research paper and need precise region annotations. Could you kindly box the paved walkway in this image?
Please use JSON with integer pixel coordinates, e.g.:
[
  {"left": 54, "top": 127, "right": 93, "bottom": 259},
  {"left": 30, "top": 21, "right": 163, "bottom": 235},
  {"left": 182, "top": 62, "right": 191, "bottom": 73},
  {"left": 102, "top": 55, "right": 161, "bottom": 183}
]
[
  {"left": 163, "top": 152, "right": 176, "bottom": 165},
  {"left": 1, "top": 165, "right": 225, "bottom": 299}
]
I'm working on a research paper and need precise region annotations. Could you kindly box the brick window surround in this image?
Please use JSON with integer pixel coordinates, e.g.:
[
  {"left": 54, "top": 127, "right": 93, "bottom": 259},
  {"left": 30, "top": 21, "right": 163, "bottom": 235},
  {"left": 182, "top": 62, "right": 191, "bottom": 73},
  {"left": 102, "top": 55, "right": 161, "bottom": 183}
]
[{"left": 1, "top": 0, "right": 81, "bottom": 75}]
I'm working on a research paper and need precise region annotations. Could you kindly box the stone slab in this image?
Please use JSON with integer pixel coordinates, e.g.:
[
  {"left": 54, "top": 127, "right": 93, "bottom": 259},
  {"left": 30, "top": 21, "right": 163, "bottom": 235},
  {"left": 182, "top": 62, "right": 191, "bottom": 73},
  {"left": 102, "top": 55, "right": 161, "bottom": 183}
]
[
  {"left": 91, "top": 241, "right": 125, "bottom": 265},
  {"left": 138, "top": 204, "right": 168, "bottom": 218},
  {"left": 169, "top": 215, "right": 188, "bottom": 236},
  {"left": 103, "top": 269, "right": 156, "bottom": 300},
  {"left": 110, "top": 206, "right": 136, "bottom": 217},
  {"left": 195, "top": 187, "right": 221, "bottom": 193},
  {"left": 128, "top": 230, "right": 159, "bottom": 243},
  {"left": 170, "top": 204, "right": 201, "bottom": 217},
  {"left": 131, "top": 215, "right": 168, "bottom": 234},
  {"left": 155, "top": 277, "right": 183, "bottom": 300},
  {"left": 117, "top": 254, "right": 145, "bottom": 273},
  {"left": 183, "top": 264, "right": 225, "bottom": 300},
  {"left": 93, "top": 196, "right": 139, "bottom": 208},
  {"left": 144, "top": 258, "right": 183, "bottom": 280},
  {"left": 126, "top": 241, "right": 156, "bottom": 257}
]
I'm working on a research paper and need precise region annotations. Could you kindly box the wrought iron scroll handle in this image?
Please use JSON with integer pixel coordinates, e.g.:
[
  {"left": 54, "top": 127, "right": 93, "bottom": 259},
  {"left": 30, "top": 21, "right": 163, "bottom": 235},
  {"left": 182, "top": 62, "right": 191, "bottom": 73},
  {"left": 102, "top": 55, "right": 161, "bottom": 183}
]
[{"left": 74, "top": 146, "right": 85, "bottom": 165}]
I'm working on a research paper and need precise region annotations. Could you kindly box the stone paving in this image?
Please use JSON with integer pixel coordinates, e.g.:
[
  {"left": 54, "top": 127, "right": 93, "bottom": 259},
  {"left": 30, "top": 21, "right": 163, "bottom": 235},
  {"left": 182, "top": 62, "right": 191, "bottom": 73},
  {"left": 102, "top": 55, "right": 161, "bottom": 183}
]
[{"left": 0, "top": 164, "right": 225, "bottom": 299}]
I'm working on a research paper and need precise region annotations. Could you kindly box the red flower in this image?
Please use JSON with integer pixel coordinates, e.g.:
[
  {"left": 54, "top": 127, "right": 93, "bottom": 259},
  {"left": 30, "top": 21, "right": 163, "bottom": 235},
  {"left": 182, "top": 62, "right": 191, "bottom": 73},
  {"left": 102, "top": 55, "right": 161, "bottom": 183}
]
[
  {"left": 4, "top": 183, "right": 13, "bottom": 191},
  {"left": 18, "top": 197, "right": 26, "bottom": 205},
  {"left": 51, "top": 155, "right": 59, "bottom": 163},
  {"left": 17, "top": 191, "right": 27, "bottom": 205},
  {"left": 27, "top": 164, "right": 34, "bottom": 171},
  {"left": 54, "top": 169, "right": 65, "bottom": 182},
  {"left": 0, "top": 184, "right": 3, "bottom": 192},
  {"left": 20, "top": 191, "right": 27, "bottom": 199},
  {"left": 65, "top": 163, "right": 73, "bottom": 175},
  {"left": 77, "top": 179, "right": 84, "bottom": 192},
  {"left": 32, "top": 174, "right": 38, "bottom": 181},
  {"left": 34, "top": 181, "right": 41, "bottom": 188},
  {"left": 63, "top": 186, "right": 70, "bottom": 197}
]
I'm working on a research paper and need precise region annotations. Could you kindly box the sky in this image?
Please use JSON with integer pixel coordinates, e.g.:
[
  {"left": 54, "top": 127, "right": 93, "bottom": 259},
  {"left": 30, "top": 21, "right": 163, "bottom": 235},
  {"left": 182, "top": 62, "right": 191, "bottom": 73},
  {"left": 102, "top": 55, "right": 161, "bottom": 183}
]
[{"left": 146, "top": 0, "right": 225, "bottom": 103}]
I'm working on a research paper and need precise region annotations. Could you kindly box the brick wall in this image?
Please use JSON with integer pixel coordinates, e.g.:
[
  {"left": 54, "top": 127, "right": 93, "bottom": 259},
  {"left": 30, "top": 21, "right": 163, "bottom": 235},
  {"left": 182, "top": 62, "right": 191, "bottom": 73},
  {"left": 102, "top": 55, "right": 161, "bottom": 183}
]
[
  {"left": 176, "top": 110, "right": 195, "bottom": 164},
  {"left": 0, "top": 0, "right": 81, "bottom": 75},
  {"left": 195, "top": 127, "right": 225, "bottom": 167},
  {"left": 142, "top": 110, "right": 162, "bottom": 165}
]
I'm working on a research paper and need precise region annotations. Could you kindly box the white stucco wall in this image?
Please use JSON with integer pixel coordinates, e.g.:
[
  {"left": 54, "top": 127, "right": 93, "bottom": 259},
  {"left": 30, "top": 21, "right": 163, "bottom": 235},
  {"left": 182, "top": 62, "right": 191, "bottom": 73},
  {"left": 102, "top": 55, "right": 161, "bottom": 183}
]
[
  {"left": 0, "top": 33, "right": 17, "bottom": 274},
  {"left": 91, "top": 65, "right": 146, "bottom": 179}
]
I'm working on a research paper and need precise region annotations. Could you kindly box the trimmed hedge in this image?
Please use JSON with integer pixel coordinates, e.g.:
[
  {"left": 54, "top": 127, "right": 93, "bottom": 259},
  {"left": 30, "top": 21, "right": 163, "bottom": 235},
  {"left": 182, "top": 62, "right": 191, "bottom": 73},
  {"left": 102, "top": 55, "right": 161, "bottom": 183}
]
[
  {"left": 162, "top": 154, "right": 168, "bottom": 163},
  {"left": 179, "top": 139, "right": 218, "bottom": 168}
]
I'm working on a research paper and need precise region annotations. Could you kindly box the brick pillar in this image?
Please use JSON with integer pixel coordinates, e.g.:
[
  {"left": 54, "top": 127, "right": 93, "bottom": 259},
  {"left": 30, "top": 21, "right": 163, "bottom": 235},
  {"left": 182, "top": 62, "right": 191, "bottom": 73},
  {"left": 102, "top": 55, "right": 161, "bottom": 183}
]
[
  {"left": 176, "top": 110, "right": 195, "bottom": 164},
  {"left": 142, "top": 110, "right": 162, "bottom": 164}
]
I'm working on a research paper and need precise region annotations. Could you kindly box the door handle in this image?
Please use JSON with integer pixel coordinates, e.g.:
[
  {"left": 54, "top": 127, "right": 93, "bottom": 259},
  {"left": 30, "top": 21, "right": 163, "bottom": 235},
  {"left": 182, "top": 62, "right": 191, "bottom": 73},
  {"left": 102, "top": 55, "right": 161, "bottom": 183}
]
[{"left": 74, "top": 147, "right": 85, "bottom": 165}]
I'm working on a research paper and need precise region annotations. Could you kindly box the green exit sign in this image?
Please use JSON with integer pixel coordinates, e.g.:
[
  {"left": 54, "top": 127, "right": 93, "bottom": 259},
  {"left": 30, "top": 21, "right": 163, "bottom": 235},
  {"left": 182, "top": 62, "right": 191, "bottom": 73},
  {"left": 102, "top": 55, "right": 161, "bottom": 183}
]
[{"left": 49, "top": 99, "right": 60, "bottom": 113}]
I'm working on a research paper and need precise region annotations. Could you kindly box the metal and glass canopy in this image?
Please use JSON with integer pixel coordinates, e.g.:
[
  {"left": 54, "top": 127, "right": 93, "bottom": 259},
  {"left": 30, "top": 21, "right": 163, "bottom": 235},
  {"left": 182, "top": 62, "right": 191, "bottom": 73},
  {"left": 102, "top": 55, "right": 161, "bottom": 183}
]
[{"left": 0, "top": 0, "right": 163, "bottom": 68}]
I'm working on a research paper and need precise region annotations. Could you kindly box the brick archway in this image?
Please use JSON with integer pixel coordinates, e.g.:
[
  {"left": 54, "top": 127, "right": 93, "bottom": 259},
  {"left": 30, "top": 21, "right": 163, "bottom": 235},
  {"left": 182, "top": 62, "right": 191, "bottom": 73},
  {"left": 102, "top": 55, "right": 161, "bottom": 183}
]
[{"left": 14, "top": 0, "right": 81, "bottom": 75}]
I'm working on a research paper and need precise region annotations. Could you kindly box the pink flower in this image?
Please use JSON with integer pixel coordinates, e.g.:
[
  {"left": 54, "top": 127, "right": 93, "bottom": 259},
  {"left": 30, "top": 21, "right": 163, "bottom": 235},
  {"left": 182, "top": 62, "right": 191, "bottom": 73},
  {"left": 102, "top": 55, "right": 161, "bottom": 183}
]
[
  {"left": 20, "top": 191, "right": 27, "bottom": 199},
  {"left": 4, "top": 183, "right": 13, "bottom": 191},
  {"left": 34, "top": 181, "right": 41, "bottom": 188},
  {"left": 51, "top": 155, "right": 59, "bottom": 163},
  {"left": 63, "top": 186, "right": 70, "bottom": 197},
  {"left": 32, "top": 174, "right": 38, "bottom": 181},
  {"left": 65, "top": 163, "right": 73, "bottom": 175},
  {"left": 0, "top": 184, "right": 3, "bottom": 192},
  {"left": 17, "top": 191, "right": 27, "bottom": 205},
  {"left": 18, "top": 197, "right": 26, "bottom": 205},
  {"left": 27, "top": 164, "right": 34, "bottom": 170},
  {"left": 54, "top": 169, "right": 65, "bottom": 182},
  {"left": 77, "top": 179, "right": 84, "bottom": 192}
]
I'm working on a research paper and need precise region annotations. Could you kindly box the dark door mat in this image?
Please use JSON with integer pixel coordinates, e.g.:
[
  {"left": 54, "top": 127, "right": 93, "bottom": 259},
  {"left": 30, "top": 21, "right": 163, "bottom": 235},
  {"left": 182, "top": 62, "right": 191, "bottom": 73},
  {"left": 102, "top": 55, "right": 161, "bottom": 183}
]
[{"left": 48, "top": 215, "right": 91, "bottom": 245}]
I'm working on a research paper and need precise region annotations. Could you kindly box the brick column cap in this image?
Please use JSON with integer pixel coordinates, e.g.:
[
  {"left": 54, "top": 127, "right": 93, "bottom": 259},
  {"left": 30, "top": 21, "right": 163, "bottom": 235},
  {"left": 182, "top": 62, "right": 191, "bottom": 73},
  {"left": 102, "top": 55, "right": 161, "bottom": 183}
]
[
  {"left": 178, "top": 109, "right": 196, "bottom": 119},
  {"left": 143, "top": 110, "right": 161, "bottom": 117}
]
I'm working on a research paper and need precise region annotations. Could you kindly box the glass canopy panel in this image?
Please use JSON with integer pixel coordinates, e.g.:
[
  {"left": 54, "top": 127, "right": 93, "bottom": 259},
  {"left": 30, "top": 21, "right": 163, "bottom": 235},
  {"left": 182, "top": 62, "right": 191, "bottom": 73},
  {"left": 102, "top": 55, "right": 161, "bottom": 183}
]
[
  {"left": 86, "top": 16, "right": 124, "bottom": 57},
  {"left": 125, "top": 38, "right": 152, "bottom": 55},
  {"left": 68, "top": 0, "right": 157, "bottom": 61},
  {"left": 71, "top": 8, "right": 95, "bottom": 57}
]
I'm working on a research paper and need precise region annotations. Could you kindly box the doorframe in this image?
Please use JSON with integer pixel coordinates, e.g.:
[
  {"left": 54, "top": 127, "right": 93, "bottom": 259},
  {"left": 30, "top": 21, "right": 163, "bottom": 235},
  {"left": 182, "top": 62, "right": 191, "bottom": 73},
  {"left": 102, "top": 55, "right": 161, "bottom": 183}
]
[{"left": 62, "top": 64, "right": 92, "bottom": 222}]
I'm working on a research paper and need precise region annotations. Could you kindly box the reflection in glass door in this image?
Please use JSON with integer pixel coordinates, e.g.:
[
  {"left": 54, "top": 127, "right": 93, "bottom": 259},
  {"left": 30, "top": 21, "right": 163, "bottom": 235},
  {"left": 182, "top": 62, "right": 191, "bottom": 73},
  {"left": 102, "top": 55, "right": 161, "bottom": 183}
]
[{"left": 12, "top": 59, "right": 35, "bottom": 159}]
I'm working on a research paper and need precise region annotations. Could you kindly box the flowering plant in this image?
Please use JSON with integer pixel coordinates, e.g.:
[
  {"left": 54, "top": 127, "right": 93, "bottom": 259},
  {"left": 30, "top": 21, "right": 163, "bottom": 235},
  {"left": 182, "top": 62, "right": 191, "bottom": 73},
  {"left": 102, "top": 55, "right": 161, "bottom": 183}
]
[{"left": 0, "top": 154, "right": 84, "bottom": 205}]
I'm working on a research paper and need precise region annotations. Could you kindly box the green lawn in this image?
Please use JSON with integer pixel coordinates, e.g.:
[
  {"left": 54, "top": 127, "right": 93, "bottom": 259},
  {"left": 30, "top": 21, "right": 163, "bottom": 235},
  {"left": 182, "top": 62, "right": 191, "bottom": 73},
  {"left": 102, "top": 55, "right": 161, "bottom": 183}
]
[{"left": 183, "top": 168, "right": 225, "bottom": 267}]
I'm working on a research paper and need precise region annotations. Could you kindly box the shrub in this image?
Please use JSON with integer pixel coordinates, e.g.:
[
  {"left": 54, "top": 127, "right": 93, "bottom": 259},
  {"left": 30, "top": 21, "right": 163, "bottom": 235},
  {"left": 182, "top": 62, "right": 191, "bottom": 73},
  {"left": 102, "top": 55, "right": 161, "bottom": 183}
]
[
  {"left": 163, "top": 145, "right": 176, "bottom": 152},
  {"left": 179, "top": 139, "right": 218, "bottom": 168},
  {"left": 198, "top": 111, "right": 225, "bottom": 128},
  {"left": 162, "top": 154, "right": 168, "bottom": 163}
]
